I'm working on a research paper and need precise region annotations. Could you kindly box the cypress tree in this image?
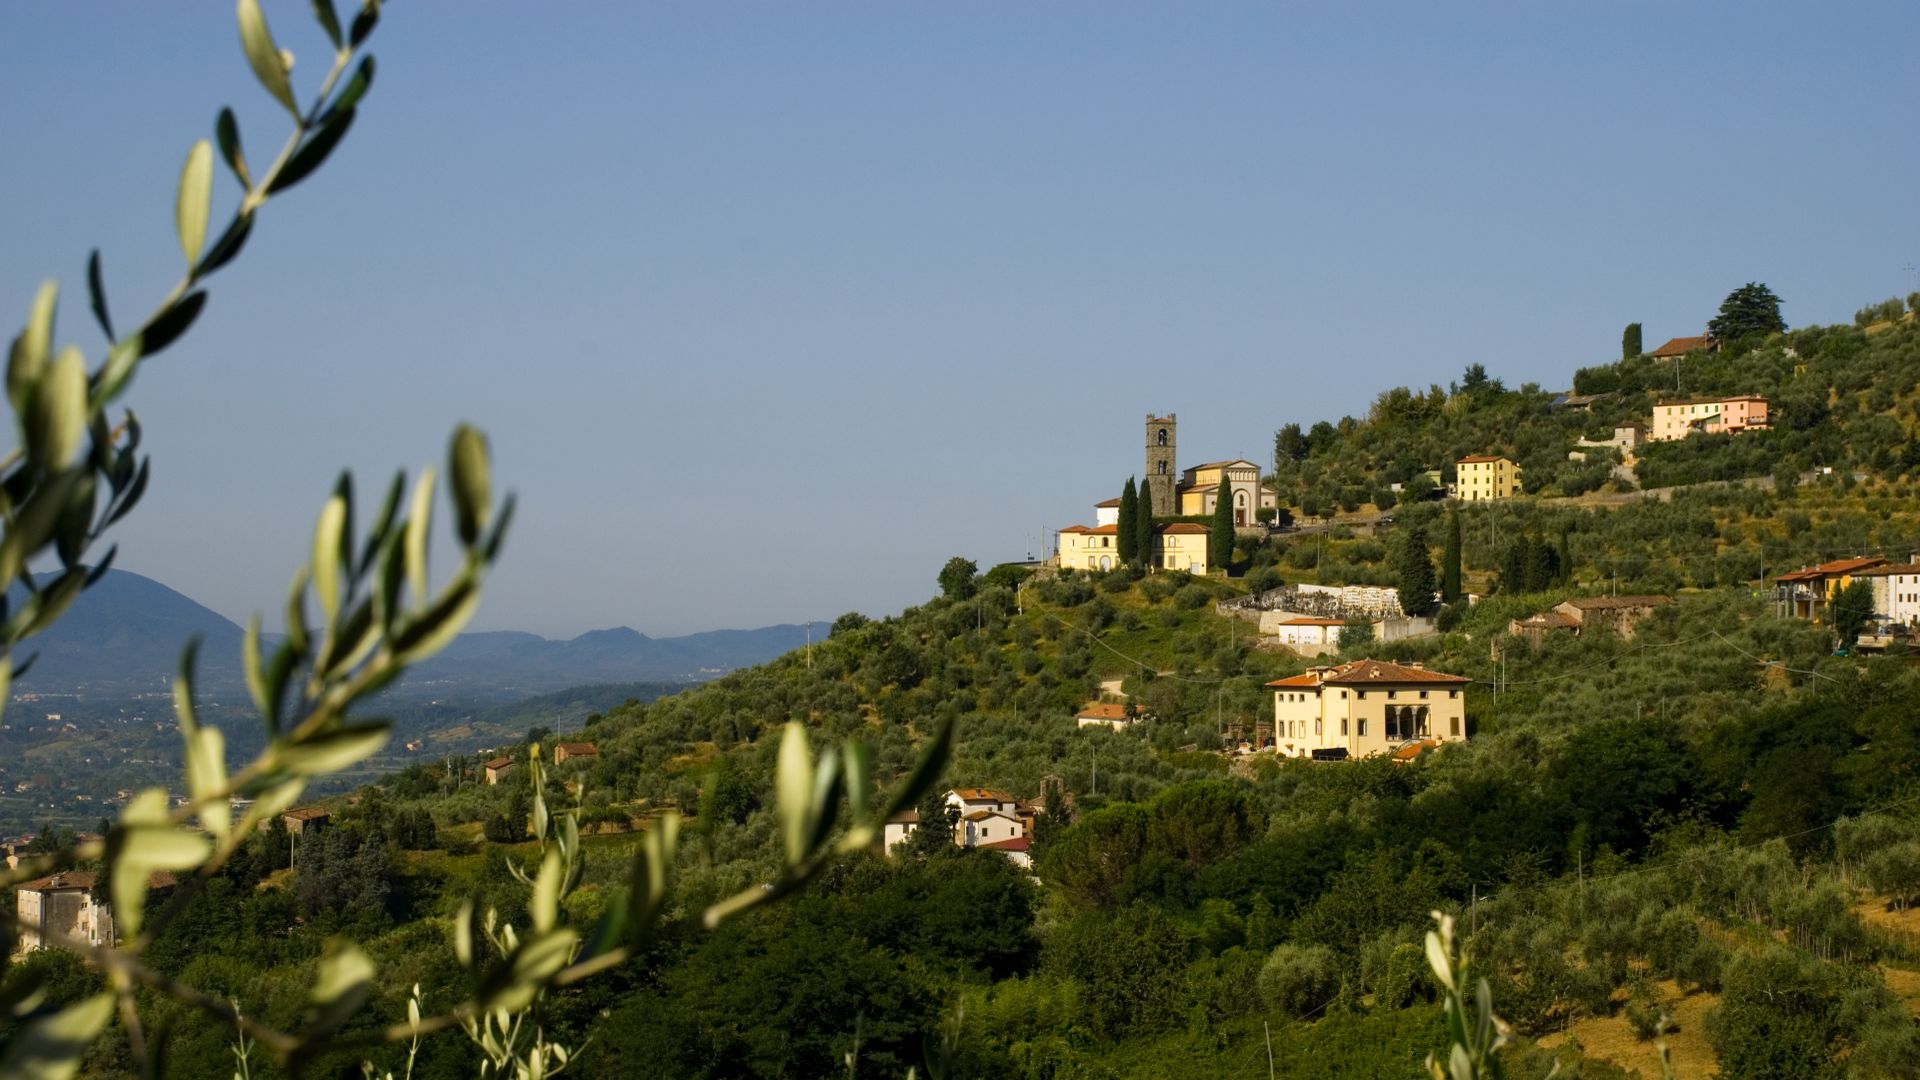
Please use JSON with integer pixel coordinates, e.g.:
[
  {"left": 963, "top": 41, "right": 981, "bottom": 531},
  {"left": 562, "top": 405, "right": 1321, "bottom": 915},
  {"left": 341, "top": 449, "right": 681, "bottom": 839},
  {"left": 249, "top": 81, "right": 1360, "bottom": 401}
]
[
  {"left": 1395, "top": 526, "right": 1439, "bottom": 617},
  {"left": 1622, "top": 322, "right": 1642, "bottom": 359},
  {"left": 1557, "top": 523, "right": 1574, "bottom": 585},
  {"left": 1137, "top": 494, "right": 1157, "bottom": 570},
  {"left": 1209, "top": 483, "right": 1234, "bottom": 573},
  {"left": 1117, "top": 478, "right": 1138, "bottom": 565},
  {"left": 1442, "top": 509, "right": 1463, "bottom": 603}
]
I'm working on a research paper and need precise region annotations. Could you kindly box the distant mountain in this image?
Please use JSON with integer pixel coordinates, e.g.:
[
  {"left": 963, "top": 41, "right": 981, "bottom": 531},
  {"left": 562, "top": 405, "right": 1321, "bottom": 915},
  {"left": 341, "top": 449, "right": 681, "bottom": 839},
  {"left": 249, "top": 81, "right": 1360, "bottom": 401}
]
[
  {"left": 10, "top": 569, "right": 814, "bottom": 696},
  {"left": 11, "top": 569, "right": 246, "bottom": 692}
]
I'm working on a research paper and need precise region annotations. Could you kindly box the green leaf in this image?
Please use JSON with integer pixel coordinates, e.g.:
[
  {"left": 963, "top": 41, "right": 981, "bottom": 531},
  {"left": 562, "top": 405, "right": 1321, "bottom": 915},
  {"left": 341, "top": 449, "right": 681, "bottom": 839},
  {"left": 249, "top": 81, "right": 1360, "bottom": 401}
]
[
  {"left": 391, "top": 578, "right": 479, "bottom": 664},
  {"left": 877, "top": 713, "right": 956, "bottom": 822},
  {"left": 310, "top": 0, "right": 343, "bottom": 48},
  {"left": 777, "top": 723, "right": 810, "bottom": 866},
  {"left": 268, "top": 108, "right": 356, "bottom": 194},
  {"left": 135, "top": 290, "right": 207, "bottom": 359},
  {"left": 92, "top": 339, "right": 140, "bottom": 409},
  {"left": 187, "top": 727, "right": 230, "bottom": 838},
  {"left": 85, "top": 251, "right": 114, "bottom": 342},
  {"left": 215, "top": 107, "right": 251, "bottom": 188},
  {"left": 197, "top": 212, "right": 254, "bottom": 276},
  {"left": 311, "top": 493, "right": 346, "bottom": 624},
  {"left": 276, "top": 723, "right": 389, "bottom": 777},
  {"left": 29, "top": 346, "right": 88, "bottom": 469},
  {"left": 324, "top": 55, "right": 375, "bottom": 124},
  {"left": 236, "top": 0, "right": 298, "bottom": 117},
  {"left": 310, "top": 939, "right": 374, "bottom": 1035},
  {"left": 243, "top": 615, "right": 269, "bottom": 723},
  {"left": 448, "top": 424, "right": 491, "bottom": 548},
  {"left": 348, "top": 0, "right": 380, "bottom": 47},
  {"left": 531, "top": 849, "right": 562, "bottom": 932},
  {"left": 8, "top": 280, "right": 57, "bottom": 412},
  {"left": 0, "top": 992, "right": 114, "bottom": 1080},
  {"left": 108, "top": 788, "right": 212, "bottom": 939},
  {"left": 403, "top": 466, "right": 435, "bottom": 608},
  {"left": 284, "top": 566, "right": 311, "bottom": 656},
  {"left": 175, "top": 139, "right": 214, "bottom": 265},
  {"left": 452, "top": 898, "right": 476, "bottom": 968},
  {"left": 359, "top": 469, "right": 404, "bottom": 576}
]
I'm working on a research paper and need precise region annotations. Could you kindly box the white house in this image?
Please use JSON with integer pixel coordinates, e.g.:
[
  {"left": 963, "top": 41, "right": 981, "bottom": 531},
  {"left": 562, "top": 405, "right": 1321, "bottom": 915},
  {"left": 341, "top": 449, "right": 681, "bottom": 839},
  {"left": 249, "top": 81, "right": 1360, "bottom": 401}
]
[
  {"left": 1270, "top": 617, "right": 1348, "bottom": 654},
  {"left": 960, "top": 809, "right": 1025, "bottom": 848},
  {"left": 977, "top": 836, "right": 1033, "bottom": 869},
  {"left": 947, "top": 788, "right": 1019, "bottom": 817},
  {"left": 882, "top": 810, "right": 922, "bottom": 855},
  {"left": 1855, "top": 563, "right": 1920, "bottom": 628}
]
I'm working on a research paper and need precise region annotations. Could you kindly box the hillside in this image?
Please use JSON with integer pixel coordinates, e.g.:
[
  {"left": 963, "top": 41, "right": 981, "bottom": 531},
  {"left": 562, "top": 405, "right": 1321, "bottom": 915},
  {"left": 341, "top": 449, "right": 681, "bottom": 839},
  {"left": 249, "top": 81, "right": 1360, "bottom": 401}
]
[{"left": 1269, "top": 312, "right": 1920, "bottom": 513}]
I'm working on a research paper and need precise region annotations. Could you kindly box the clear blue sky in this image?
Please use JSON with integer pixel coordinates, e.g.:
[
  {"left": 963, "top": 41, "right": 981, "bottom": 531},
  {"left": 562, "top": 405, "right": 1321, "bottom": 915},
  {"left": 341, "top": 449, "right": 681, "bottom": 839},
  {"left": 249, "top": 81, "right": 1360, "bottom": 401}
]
[{"left": 2, "top": 3, "right": 1915, "bottom": 637}]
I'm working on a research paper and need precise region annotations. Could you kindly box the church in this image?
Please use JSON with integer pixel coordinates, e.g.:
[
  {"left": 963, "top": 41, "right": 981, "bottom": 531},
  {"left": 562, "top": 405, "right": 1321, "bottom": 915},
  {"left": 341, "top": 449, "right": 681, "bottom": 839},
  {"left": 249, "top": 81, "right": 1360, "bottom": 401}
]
[{"left": 1134, "top": 413, "right": 1275, "bottom": 526}]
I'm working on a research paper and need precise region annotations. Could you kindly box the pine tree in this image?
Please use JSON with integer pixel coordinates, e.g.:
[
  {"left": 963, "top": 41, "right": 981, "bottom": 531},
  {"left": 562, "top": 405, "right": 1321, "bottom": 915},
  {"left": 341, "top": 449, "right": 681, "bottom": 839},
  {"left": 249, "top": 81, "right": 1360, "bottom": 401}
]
[
  {"left": 1117, "top": 478, "right": 1138, "bottom": 565},
  {"left": 1209, "top": 484, "right": 1234, "bottom": 573},
  {"left": 1707, "top": 282, "right": 1786, "bottom": 341},
  {"left": 1622, "top": 322, "right": 1642, "bottom": 359},
  {"left": 1442, "top": 509, "right": 1463, "bottom": 603}
]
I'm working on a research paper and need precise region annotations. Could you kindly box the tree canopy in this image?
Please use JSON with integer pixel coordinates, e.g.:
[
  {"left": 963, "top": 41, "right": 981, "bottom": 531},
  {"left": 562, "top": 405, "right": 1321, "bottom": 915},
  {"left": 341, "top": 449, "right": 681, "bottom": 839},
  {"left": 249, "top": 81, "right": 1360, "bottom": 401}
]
[{"left": 1709, "top": 282, "right": 1787, "bottom": 341}]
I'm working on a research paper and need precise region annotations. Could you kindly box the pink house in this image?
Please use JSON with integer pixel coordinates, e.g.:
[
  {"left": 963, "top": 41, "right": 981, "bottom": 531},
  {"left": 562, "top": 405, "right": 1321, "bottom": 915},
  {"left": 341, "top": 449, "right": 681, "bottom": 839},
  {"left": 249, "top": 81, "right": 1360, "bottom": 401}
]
[{"left": 1650, "top": 396, "right": 1769, "bottom": 442}]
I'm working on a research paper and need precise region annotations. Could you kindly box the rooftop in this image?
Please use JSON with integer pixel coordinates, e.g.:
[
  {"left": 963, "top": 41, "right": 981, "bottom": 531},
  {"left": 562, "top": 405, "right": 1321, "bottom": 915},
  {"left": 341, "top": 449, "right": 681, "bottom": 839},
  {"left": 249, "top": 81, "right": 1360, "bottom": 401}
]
[
  {"left": 1562, "top": 595, "right": 1674, "bottom": 611},
  {"left": 979, "top": 836, "right": 1032, "bottom": 853},
  {"left": 1648, "top": 335, "right": 1714, "bottom": 358},
  {"left": 1266, "top": 659, "right": 1470, "bottom": 689},
  {"left": 1076, "top": 703, "right": 1131, "bottom": 720},
  {"left": 951, "top": 787, "right": 1012, "bottom": 802}
]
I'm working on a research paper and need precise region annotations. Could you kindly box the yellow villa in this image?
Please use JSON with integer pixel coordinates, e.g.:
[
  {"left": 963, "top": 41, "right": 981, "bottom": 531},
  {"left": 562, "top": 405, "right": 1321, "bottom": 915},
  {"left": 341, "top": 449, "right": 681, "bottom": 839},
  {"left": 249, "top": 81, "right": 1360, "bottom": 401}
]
[
  {"left": 1455, "top": 455, "right": 1522, "bottom": 501},
  {"left": 1058, "top": 523, "right": 1211, "bottom": 574},
  {"left": 1265, "top": 659, "right": 1470, "bottom": 760}
]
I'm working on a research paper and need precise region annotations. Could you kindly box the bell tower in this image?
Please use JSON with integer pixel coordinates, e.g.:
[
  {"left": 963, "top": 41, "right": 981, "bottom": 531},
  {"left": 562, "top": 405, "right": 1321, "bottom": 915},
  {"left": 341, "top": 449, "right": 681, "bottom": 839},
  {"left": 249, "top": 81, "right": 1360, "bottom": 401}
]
[{"left": 1145, "top": 413, "right": 1176, "bottom": 516}]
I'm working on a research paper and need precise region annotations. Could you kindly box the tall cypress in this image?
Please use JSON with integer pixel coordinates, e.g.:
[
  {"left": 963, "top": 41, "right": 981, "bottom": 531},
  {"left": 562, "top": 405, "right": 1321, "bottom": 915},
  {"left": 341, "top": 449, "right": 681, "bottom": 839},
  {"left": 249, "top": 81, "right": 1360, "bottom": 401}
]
[
  {"left": 1117, "top": 478, "right": 1138, "bottom": 565},
  {"left": 1395, "top": 526, "right": 1439, "bottom": 617},
  {"left": 1557, "top": 523, "right": 1574, "bottom": 585},
  {"left": 1209, "top": 483, "right": 1234, "bottom": 573},
  {"left": 1622, "top": 322, "right": 1642, "bottom": 359},
  {"left": 1442, "top": 509, "right": 1463, "bottom": 603},
  {"left": 1137, "top": 493, "right": 1156, "bottom": 570}
]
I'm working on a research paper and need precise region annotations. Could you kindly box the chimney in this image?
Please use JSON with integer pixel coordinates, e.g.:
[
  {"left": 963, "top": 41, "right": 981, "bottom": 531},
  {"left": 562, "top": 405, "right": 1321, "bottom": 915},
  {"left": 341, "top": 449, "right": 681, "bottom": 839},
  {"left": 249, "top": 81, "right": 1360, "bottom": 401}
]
[{"left": 1408, "top": 661, "right": 1425, "bottom": 670}]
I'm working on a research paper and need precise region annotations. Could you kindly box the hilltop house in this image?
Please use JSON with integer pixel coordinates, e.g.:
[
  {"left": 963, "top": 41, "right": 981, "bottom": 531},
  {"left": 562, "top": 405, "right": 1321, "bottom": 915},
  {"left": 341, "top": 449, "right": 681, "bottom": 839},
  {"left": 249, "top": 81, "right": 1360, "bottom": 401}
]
[
  {"left": 1075, "top": 703, "right": 1136, "bottom": 730},
  {"left": 1269, "top": 617, "right": 1349, "bottom": 655},
  {"left": 1651, "top": 396, "right": 1769, "bottom": 441},
  {"left": 1057, "top": 522, "right": 1211, "bottom": 574},
  {"left": 1853, "top": 563, "right": 1920, "bottom": 629},
  {"left": 1266, "top": 659, "right": 1470, "bottom": 760},
  {"left": 275, "top": 807, "right": 330, "bottom": 837},
  {"left": 1647, "top": 335, "right": 1717, "bottom": 361},
  {"left": 1509, "top": 595, "right": 1673, "bottom": 647},
  {"left": 15, "top": 869, "right": 177, "bottom": 953},
  {"left": 553, "top": 742, "right": 598, "bottom": 765},
  {"left": 484, "top": 756, "right": 515, "bottom": 785},
  {"left": 883, "top": 789, "right": 1041, "bottom": 869},
  {"left": 1774, "top": 557, "right": 1888, "bottom": 621},
  {"left": 1455, "top": 456, "right": 1522, "bottom": 501}
]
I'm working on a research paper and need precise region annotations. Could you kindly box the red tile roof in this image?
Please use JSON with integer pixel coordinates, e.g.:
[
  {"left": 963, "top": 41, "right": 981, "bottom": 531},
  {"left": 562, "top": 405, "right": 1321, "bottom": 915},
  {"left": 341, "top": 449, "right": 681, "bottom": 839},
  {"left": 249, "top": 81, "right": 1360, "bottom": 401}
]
[
  {"left": 283, "top": 806, "right": 330, "bottom": 821},
  {"left": 555, "top": 742, "right": 598, "bottom": 756},
  {"left": 1777, "top": 557, "right": 1888, "bottom": 582},
  {"left": 1188, "top": 459, "right": 1257, "bottom": 471},
  {"left": 1158, "top": 523, "right": 1210, "bottom": 535},
  {"left": 1457, "top": 454, "right": 1509, "bottom": 464},
  {"left": 1648, "top": 335, "right": 1713, "bottom": 358},
  {"left": 485, "top": 756, "right": 514, "bottom": 770},
  {"left": 963, "top": 808, "right": 1021, "bottom": 822},
  {"left": 1076, "top": 703, "right": 1131, "bottom": 720},
  {"left": 1513, "top": 611, "right": 1581, "bottom": 629},
  {"left": 1093, "top": 497, "right": 1122, "bottom": 507},
  {"left": 1392, "top": 739, "right": 1441, "bottom": 763},
  {"left": 19, "top": 869, "right": 177, "bottom": 891},
  {"left": 1268, "top": 659, "right": 1468, "bottom": 687},
  {"left": 979, "top": 836, "right": 1031, "bottom": 853},
  {"left": 1278, "top": 617, "right": 1348, "bottom": 626},
  {"left": 1853, "top": 564, "right": 1920, "bottom": 577},
  {"left": 951, "top": 788, "right": 1012, "bottom": 802}
]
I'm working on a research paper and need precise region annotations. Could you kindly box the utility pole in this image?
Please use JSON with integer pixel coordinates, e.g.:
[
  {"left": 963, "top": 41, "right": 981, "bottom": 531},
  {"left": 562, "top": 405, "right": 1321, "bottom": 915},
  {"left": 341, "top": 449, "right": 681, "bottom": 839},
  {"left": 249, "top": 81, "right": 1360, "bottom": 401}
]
[{"left": 805, "top": 622, "right": 813, "bottom": 670}]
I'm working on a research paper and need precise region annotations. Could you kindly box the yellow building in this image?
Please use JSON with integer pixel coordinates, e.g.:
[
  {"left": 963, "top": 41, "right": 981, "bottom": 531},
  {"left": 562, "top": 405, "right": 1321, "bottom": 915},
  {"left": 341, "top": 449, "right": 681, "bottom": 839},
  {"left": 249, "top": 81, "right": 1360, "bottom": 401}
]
[
  {"left": 1455, "top": 455, "right": 1522, "bottom": 501},
  {"left": 1265, "top": 659, "right": 1469, "bottom": 760},
  {"left": 1057, "top": 523, "right": 1210, "bottom": 574},
  {"left": 1175, "top": 459, "right": 1274, "bottom": 525}
]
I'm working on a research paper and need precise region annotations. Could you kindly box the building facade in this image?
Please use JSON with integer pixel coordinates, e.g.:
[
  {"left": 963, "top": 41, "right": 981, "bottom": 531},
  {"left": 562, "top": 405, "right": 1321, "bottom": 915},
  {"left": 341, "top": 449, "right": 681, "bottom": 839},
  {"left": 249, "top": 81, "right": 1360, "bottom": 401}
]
[
  {"left": 1057, "top": 523, "right": 1211, "bottom": 574},
  {"left": 1266, "top": 659, "right": 1470, "bottom": 760},
  {"left": 1176, "top": 460, "right": 1276, "bottom": 525},
  {"left": 1650, "top": 396, "right": 1769, "bottom": 442},
  {"left": 1455, "top": 456, "right": 1522, "bottom": 501},
  {"left": 1774, "top": 557, "right": 1888, "bottom": 621},
  {"left": 1854, "top": 563, "right": 1920, "bottom": 628}
]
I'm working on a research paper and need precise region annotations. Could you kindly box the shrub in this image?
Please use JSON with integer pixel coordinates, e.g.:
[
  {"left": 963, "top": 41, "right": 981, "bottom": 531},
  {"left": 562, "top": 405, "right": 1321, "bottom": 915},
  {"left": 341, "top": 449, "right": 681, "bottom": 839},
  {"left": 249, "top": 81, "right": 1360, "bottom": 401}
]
[
  {"left": 1370, "top": 942, "right": 1430, "bottom": 1010},
  {"left": 1175, "top": 584, "right": 1213, "bottom": 610},
  {"left": 1258, "top": 943, "right": 1341, "bottom": 1018}
]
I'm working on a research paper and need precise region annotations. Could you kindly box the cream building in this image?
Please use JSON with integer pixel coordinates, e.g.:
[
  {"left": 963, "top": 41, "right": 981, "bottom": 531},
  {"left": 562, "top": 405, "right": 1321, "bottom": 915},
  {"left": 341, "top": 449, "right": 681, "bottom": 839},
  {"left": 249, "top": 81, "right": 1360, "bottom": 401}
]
[
  {"left": 1176, "top": 460, "right": 1275, "bottom": 525},
  {"left": 1455, "top": 456, "right": 1522, "bottom": 501},
  {"left": 1057, "top": 523, "right": 1211, "bottom": 574},
  {"left": 1651, "top": 396, "right": 1769, "bottom": 442},
  {"left": 1854, "top": 563, "right": 1920, "bottom": 628},
  {"left": 1266, "top": 659, "right": 1470, "bottom": 760}
]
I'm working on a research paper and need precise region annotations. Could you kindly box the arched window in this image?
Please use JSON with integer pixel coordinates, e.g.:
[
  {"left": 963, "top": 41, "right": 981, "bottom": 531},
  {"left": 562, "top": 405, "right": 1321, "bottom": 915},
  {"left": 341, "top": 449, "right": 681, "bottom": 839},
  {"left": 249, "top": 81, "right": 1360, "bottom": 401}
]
[
  {"left": 1157, "top": 428, "right": 1168, "bottom": 446},
  {"left": 1157, "top": 461, "right": 1167, "bottom": 475}
]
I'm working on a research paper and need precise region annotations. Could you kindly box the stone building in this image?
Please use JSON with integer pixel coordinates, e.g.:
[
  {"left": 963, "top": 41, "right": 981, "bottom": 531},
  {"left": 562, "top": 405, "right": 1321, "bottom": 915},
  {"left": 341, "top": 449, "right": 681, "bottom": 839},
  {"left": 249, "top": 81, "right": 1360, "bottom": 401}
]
[{"left": 1145, "top": 414, "right": 1178, "bottom": 516}]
